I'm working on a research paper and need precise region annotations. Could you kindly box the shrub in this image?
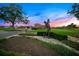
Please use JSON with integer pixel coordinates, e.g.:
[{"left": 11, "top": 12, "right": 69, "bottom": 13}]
[
  {"left": 49, "top": 32, "right": 67, "bottom": 41},
  {"left": 37, "top": 32, "right": 48, "bottom": 36},
  {"left": 37, "top": 32, "right": 67, "bottom": 41}
]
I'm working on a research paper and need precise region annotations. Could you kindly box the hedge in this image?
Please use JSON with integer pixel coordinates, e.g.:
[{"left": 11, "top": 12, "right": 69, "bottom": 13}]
[{"left": 37, "top": 32, "right": 67, "bottom": 41}]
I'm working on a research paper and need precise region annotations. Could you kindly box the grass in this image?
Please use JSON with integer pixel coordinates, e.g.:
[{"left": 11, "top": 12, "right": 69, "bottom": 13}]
[
  {"left": 11, "top": 28, "right": 79, "bottom": 55},
  {"left": 0, "top": 49, "right": 24, "bottom": 56},
  {"left": 0, "top": 27, "right": 16, "bottom": 31},
  {"left": 0, "top": 27, "right": 79, "bottom": 36},
  {"left": 0, "top": 39, "right": 14, "bottom": 56},
  {"left": 0, "top": 39, "right": 8, "bottom": 46},
  {"left": 62, "top": 40, "right": 79, "bottom": 51},
  {"left": 27, "top": 37, "right": 79, "bottom": 56},
  {"left": 19, "top": 36, "right": 79, "bottom": 56},
  {"left": 19, "top": 31, "right": 37, "bottom": 36},
  {"left": 32, "top": 29, "right": 79, "bottom": 54},
  {"left": 33, "top": 28, "right": 79, "bottom": 36},
  {"left": 51, "top": 29, "right": 79, "bottom": 36},
  {"left": 0, "top": 38, "right": 26, "bottom": 56},
  {"left": 0, "top": 37, "right": 78, "bottom": 56}
]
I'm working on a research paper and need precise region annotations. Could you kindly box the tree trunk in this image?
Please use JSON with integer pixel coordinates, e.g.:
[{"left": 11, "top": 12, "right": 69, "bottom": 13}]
[
  {"left": 11, "top": 21, "right": 15, "bottom": 28},
  {"left": 47, "top": 28, "right": 51, "bottom": 37}
]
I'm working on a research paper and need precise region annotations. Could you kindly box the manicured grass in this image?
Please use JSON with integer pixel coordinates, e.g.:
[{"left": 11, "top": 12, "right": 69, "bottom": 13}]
[
  {"left": 19, "top": 31, "right": 37, "bottom": 36},
  {"left": 0, "top": 49, "right": 23, "bottom": 56},
  {"left": 0, "top": 37, "right": 79, "bottom": 56},
  {"left": 33, "top": 28, "right": 79, "bottom": 36},
  {"left": 62, "top": 40, "right": 79, "bottom": 51},
  {"left": 33, "top": 29, "right": 79, "bottom": 53},
  {"left": 25, "top": 37, "right": 79, "bottom": 55},
  {"left": 51, "top": 29, "right": 79, "bottom": 36},
  {"left": 32, "top": 38, "right": 79, "bottom": 56},
  {"left": 0, "top": 27, "right": 15, "bottom": 31}
]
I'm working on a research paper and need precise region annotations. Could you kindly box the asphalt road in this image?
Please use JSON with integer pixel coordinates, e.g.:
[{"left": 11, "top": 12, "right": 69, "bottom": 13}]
[{"left": 0, "top": 30, "right": 25, "bottom": 39}]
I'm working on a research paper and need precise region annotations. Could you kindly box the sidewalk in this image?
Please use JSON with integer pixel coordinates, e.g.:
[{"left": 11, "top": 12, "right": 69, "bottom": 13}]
[{"left": 27, "top": 36, "right": 79, "bottom": 55}]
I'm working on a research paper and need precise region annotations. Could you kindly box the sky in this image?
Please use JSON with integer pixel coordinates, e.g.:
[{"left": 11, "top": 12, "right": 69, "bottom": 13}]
[{"left": 0, "top": 3, "right": 79, "bottom": 27}]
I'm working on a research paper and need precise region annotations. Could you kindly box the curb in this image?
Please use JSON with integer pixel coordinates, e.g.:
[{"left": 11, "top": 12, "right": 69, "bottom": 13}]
[
  {"left": 27, "top": 36, "right": 79, "bottom": 55},
  {"left": 5, "top": 34, "right": 19, "bottom": 39},
  {"left": 5, "top": 32, "right": 26, "bottom": 39}
]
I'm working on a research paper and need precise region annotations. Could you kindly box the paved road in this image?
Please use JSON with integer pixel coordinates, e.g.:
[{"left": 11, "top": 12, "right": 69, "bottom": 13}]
[{"left": 0, "top": 30, "right": 25, "bottom": 39}]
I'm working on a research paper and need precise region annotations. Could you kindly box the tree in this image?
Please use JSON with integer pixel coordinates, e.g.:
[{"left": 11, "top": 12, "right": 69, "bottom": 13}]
[
  {"left": 0, "top": 4, "right": 29, "bottom": 28},
  {"left": 44, "top": 19, "right": 51, "bottom": 36},
  {"left": 68, "top": 3, "right": 79, "bottom": 19},
  {"left": 66, "top": 23, "right": 76, "bottom": 28}
]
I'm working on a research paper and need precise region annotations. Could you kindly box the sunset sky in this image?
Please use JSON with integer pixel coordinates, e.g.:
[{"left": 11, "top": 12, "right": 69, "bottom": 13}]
[{"left": 0, "top": 3, "right": 79, "bottom": 27}]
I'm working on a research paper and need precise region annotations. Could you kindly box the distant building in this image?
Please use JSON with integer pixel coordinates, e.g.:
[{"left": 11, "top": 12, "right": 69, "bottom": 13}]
[{"left": 33, "top": 23, "right": 45, "bottom": 29}]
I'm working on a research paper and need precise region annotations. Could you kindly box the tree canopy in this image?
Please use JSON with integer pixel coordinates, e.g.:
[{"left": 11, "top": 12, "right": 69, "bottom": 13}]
[
  {"left": 68, "top": 3, "right": 79, "bottom": 19},
  {"left": 0, "top": 3, "right": 29, "bottom": 27}
]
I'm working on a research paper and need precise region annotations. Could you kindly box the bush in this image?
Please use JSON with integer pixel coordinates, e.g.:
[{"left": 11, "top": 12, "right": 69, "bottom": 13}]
[
  {"left": 37, "top": 32, "right": 67, "bottom": 41},
  {"left": 49, "top": 32, "right": 67, "bottom": 41},
  {"left": 37, "top": 32, "right": 48, "bottom": 36}
]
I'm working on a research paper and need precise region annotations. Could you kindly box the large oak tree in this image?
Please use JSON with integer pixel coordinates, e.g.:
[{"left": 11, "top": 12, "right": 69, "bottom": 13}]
[{"left": 0, "top": 4, "right": 29, "bottom": 28}]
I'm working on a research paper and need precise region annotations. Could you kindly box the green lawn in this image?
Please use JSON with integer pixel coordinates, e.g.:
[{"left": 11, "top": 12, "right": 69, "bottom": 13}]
[
  {"left": 51, "top": 29, "right": 79, "bottom": 36},
  {"left": 32, "top": 28, "right": 79, "bottom": 52},
  {"left": 0, "top": 49, "right": 23, "bottom": 56},
  {"left": 62, "top": 40, "right": 79, "bottom": 51},
  {"left": 0, "top": 38, "right": 79, "bottom": 56},
  {"left": 32, "top": 38, "right": 79, "bottom": 56},
  {"left": 0, "top": 27, "right": 15, "bottom": 31},
  {"left": 33, "top": 28, "right": 79, "bottom": 36}
]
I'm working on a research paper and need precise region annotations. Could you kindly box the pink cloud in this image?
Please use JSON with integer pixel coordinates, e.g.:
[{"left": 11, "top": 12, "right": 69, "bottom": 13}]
[
  {"left": 50, "top": 16, "right": 79, "bottom": 27},
  {"left": 1, "top": 16, "right": 79, "bottom": 28}
]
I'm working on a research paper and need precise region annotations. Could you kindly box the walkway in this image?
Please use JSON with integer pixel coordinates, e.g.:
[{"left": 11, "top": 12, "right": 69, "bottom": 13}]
[{"left": 27, "top": 36, "right": 79, "bottom": 55}]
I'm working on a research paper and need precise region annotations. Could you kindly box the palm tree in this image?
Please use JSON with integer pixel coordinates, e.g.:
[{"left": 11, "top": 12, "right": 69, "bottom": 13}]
[
  {"left": 0, "top": 3, "right": 29, "bottom": 28},
  {"left": 66, "top": 23, "right": 76, "bottom": 28}
]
